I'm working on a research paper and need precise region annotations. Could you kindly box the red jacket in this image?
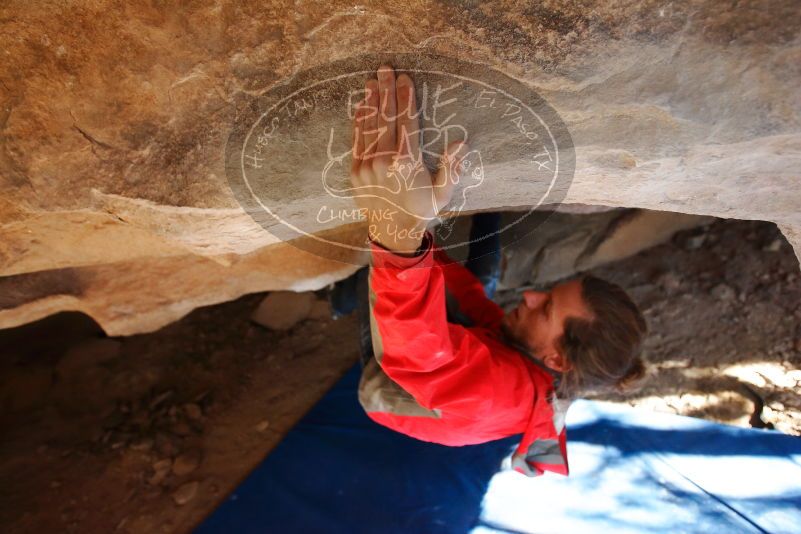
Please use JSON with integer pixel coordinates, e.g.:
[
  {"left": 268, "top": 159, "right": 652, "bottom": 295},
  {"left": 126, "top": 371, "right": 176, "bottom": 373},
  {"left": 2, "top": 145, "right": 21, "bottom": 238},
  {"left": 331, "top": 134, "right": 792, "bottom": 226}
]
[{"left": 358, "top": 231, "right": 570, "bottom": 477}]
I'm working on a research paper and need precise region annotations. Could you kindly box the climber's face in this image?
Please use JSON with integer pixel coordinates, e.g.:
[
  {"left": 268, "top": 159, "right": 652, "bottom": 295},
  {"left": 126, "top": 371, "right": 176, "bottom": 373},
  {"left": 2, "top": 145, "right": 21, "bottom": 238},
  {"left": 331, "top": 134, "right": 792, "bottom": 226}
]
[{"left": 500, "top": 279, "right": 592, "bottom": 372}]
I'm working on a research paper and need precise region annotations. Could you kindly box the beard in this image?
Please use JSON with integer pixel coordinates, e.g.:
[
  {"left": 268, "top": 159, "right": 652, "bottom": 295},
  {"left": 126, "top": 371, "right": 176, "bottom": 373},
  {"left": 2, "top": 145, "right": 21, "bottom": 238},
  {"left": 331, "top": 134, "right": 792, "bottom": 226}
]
[
  {"left": 500, "top": 317, "right": 545, "bottom": 363},
  {"left": 499, "top": 318, "right": 515, "bottom": 342},
  {"left": 500, "top": 318, "right": 525, "bottom": 351}
]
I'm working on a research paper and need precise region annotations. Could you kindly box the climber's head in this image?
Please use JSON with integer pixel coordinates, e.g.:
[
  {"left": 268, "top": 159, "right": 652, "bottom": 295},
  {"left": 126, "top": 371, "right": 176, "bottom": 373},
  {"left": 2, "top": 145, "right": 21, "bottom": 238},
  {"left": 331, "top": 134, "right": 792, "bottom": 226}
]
[{"left": 500, "top": 275, "right": 647, "bottom": 398}]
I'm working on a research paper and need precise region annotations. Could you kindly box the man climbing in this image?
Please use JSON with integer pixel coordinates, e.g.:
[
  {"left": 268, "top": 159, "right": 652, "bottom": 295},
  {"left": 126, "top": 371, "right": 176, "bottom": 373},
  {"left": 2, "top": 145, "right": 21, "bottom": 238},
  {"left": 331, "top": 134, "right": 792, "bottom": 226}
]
[{"left": 340, "top": 64, "right": 647, "bottom": 477}]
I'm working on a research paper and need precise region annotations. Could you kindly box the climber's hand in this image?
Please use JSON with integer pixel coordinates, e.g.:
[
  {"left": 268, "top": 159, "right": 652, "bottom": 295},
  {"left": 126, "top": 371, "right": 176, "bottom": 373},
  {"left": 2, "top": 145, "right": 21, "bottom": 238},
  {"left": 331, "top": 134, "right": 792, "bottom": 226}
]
[{"left": 350, "top": 64, "right": 469, "bottom": 255}]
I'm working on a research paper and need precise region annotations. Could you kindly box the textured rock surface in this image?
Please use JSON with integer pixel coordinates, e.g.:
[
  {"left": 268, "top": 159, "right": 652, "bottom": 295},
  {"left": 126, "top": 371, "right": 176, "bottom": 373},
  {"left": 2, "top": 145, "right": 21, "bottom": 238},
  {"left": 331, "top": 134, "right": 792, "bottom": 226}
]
[
  {"left": 523, "top": 210, "right": 715, "bottom": 286},
  {"left": 440, "top": 208, "right": 713, "bottom": 287},
  {"left": 1, "top": 1, "right": 800, "bottom": 335}
]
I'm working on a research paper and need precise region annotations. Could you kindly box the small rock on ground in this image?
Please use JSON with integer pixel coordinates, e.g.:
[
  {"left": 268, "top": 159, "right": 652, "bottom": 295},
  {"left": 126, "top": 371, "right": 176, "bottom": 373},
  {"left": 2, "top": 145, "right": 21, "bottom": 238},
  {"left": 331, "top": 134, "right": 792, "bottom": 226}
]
[
  {"left": 711, "top": 283, "right": 736, "bottom": 301},
  {"left": 171, "top": 481, "right": 199, "bottom": 506},
  {"left": 172, "top": 450, "right": 202, "bottom": 476},
  {"left": 684, "top": 233, "right": 707, "bottom": 250},
  {"left": 251, "top": 291, "right": 316, "bottom": 330},
  {"left": 149, "top": 459, "right": 172, "bottom": 486}
]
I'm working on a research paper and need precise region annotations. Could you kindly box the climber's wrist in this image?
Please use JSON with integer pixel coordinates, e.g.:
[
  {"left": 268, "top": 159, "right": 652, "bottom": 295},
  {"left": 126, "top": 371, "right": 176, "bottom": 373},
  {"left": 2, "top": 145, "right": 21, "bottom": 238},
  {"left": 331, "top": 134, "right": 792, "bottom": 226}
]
[{"left": 368, "top": 219, "right": 427, "bottom": 256}]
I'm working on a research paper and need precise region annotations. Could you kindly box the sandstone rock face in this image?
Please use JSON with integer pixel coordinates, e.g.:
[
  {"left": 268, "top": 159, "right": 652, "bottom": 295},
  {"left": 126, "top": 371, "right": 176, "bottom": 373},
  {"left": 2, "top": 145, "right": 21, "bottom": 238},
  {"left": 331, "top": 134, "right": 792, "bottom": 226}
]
[
  {"left": 1, "top": 1, "right": 799, "bottom": 335},
  {"left": 440, "top": 208, "right": 713, "bottom": 287}
]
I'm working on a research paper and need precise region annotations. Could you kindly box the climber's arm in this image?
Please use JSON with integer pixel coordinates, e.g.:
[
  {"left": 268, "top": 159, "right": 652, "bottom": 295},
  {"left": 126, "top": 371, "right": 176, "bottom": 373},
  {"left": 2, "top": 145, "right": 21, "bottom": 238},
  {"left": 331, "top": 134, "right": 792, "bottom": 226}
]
[
  {"left": 366, "top": 231, "right": 534, "bottom": 416},
  {"left": 434, "top": 247, "right": 505, "bottom": 329}
]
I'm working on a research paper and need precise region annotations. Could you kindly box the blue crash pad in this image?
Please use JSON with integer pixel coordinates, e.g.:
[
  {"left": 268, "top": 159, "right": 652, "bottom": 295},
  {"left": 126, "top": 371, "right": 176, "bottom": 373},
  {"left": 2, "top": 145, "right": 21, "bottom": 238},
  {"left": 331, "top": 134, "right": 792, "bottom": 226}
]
[{"left": 197, "top": 365, "right": 801, "bottom": 533}]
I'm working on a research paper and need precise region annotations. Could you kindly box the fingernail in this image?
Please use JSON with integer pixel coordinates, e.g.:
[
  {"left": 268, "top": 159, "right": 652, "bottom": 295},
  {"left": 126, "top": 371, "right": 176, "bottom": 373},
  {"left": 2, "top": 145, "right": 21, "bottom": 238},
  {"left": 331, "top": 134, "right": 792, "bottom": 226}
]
[
  {"left": 396, "top": 73, "right": 413, "bottom": 86},
  {"left": 378, "top": 64, "right": 394, "bottom": 78}
]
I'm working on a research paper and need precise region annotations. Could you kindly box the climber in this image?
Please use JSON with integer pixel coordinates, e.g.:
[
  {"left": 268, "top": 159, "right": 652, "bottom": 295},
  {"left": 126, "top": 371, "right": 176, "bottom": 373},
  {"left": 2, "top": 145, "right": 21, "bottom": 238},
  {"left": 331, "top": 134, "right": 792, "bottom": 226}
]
[{"left": 339, "top": 64, "right": 647, "bottom": 477}]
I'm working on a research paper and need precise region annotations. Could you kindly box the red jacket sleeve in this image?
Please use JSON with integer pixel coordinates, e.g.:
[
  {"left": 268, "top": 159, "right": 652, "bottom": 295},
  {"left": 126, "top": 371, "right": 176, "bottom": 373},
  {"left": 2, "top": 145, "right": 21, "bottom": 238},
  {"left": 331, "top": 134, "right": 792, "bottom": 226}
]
[
  {"left": 433, "top": 247, "right": 504, "bottom": 330},
  {"left": 368, "top": 231, "right": 533, "bottom": 418}
]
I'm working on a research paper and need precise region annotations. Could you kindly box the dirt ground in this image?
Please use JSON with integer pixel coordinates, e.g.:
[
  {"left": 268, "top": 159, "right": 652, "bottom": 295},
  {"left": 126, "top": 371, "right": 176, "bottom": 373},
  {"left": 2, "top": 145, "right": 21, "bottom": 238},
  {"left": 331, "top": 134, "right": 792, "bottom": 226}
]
[
  {"left": 0, "top": 296, "right": 362, "bottom": 533},
  {"left": 586, "top": 219, "right": 801, "bottom": 432},
  {"left": 0, "top": 217, "right": 799, "bottom": 533}
]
